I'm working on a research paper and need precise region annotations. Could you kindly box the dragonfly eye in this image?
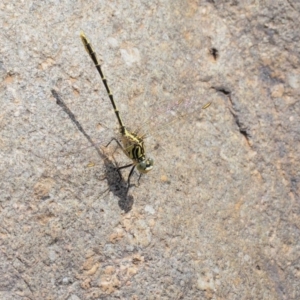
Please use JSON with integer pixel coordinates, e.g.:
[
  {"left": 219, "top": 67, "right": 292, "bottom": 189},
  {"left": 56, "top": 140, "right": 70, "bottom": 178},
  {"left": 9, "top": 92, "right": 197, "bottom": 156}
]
[{"left": 137, "top": 158, "right": 154, "bottom": 173}]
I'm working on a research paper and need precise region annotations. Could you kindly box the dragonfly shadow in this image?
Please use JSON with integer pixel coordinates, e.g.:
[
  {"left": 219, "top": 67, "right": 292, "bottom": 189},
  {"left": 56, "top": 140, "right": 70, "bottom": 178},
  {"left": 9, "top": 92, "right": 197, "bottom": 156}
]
[
  {"left": 51, "top": 89, "right": 134, "bottom": 212},
  {"left": 100, "top": 155, "right": 134, "bottom": 213}
]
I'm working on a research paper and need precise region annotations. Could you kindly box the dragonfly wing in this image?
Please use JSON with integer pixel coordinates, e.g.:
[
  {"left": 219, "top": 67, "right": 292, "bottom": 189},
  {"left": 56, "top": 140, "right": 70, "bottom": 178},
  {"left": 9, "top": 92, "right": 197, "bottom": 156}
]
[{"left": 133, "top": 97, "right": 211, "bottom": 139}]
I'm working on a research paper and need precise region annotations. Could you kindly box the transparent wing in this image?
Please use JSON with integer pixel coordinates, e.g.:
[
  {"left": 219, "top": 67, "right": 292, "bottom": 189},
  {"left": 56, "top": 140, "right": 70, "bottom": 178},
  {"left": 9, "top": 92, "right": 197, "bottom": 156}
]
[{"left": 131, "top": 96, "right": 211, "bottom": 139}]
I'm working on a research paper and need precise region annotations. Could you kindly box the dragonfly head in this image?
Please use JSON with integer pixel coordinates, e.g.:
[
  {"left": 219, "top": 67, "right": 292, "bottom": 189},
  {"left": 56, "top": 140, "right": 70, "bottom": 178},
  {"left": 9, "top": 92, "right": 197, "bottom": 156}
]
[{"left": 137, "top": 157, "right": 154, "bottom": 174}]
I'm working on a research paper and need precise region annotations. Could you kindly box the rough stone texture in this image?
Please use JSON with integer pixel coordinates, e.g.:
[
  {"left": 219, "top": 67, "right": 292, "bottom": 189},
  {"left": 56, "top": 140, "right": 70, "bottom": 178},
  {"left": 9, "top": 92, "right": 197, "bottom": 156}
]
[{"left": 1, "top": 0, "right": 300, "bottom": 299}]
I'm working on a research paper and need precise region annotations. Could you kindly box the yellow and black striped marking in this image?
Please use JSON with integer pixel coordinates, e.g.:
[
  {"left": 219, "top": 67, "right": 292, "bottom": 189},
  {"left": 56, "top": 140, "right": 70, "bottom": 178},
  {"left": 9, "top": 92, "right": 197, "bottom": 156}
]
[{"left": 80, "top": 31, "right": 153, "bottom": 187}]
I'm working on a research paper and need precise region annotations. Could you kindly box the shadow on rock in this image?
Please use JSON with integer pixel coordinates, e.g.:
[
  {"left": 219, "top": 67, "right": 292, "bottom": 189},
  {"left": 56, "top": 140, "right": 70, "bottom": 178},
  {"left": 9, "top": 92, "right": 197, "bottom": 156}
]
[{"left": 51, "top": 89, "right": 134, "bottom": 212}]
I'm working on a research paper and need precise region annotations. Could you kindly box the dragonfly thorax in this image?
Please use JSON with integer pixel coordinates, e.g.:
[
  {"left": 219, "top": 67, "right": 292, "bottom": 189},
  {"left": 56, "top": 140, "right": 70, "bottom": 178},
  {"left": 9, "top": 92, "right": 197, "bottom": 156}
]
[{"left": 120, "top": 128, "right": 154, "bottom": 173}]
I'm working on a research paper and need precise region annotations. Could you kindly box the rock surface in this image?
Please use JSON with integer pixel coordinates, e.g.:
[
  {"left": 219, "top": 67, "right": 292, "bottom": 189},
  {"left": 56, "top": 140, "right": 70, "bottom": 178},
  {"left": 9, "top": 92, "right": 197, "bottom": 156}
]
[{"left": 0, "top": 0, "right": 300, "bottom": 299}]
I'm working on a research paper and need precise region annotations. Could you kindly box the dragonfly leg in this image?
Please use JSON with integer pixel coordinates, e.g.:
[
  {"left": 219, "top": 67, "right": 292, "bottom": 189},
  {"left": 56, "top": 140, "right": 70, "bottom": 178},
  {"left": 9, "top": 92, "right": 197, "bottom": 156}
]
[
  {"left": 117, "top": 163, "right": 135, "bottom": 188},
  {"left": 127, "top": 165, "right": 136, "bottom": 188},
  {"left": 106, "top": 137, "right": 122, "bottom": 149},
  {"left": 137, "top": 173, "right": 143, "bottom": 186}
]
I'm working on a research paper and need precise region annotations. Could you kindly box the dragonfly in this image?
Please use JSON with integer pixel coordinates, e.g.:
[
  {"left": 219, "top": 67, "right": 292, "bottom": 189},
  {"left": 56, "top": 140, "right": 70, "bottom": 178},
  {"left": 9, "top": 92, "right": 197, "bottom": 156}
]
[
  {"left": 80, "top": 31, "right": 154, "bottom": 188},
  {"left": 56, "top": 31, "right": 212, "bottom": 190}
]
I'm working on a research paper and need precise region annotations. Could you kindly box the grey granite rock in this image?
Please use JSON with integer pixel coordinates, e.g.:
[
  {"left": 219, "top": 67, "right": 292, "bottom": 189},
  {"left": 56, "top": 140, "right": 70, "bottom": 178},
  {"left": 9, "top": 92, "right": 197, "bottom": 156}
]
[{"left": 0, "top": 0, "right": 299, "bottom": 299}]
